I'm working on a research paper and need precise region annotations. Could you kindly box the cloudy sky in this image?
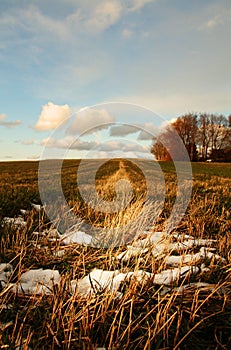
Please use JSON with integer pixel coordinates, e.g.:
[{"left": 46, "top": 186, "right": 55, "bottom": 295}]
[{"left": 0, "top": 0, "right": 231, "bottom": 160}]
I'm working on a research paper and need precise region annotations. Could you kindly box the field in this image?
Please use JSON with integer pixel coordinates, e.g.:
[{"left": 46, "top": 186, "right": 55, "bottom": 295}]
[{"left": 0, "top": 160, "right": 231, "bottom": 349}]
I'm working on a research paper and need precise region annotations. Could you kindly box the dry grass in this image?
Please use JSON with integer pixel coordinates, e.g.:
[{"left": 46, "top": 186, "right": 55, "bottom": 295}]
[{"left": 0, "top": 160, "right": 231, "bottom": 349}]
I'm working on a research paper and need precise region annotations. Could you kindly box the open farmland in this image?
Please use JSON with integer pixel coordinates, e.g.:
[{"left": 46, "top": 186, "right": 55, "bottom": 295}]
[{"left": 0, "top": 160, "right": 231, "bottom": 349}]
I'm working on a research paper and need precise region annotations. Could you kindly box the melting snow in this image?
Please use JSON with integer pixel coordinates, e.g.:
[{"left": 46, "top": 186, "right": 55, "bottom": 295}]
[
  {"left": 60, "top": 230, "right": 92, "bottom": 246},
  {"left": 153, "top": 266, "right": 199, "bottom": 285},
  {"left": 70, "top": 265, "right": 198, "bottom": 297},
  {"left": 70, "top": 269, "right": 153, "bottom": 296},
  {"left": 45, "top": 227, "right": 92, "bottom": 246},
  {"left": 165, "top": 247, "right": 224, "bottom": 266},
  {"left": 116, "top": 246, "right": 148, "bottom": 262},
  {"left": 13, "top": 269, "right": 60, "bottom": 295},
  {"left": 1, "top": 220, "right": 225, "bottom": 299},
  {"left": 31, "top": 203, "right": 44, "bottom": 211},
  {"left": 2, "top": 216, "right": 27, "bottom": 228}
]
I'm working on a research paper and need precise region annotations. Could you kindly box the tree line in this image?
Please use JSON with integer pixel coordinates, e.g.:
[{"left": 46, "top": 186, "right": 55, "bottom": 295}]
[{"left": 151, "top": 113, "right": 231, "bottom": 162}]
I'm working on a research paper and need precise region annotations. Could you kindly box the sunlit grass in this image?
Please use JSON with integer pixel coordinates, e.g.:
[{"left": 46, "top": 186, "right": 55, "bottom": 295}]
[{"left": 0, "top": 160, "right": 231, "bottom": 349}]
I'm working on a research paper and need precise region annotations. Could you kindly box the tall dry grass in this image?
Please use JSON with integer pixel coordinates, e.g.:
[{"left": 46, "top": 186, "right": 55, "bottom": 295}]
[{"left": 0, "top": 160, "right": 231, "bottom": 349}]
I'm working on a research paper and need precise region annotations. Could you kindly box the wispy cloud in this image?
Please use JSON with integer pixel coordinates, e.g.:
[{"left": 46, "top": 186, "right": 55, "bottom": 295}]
[
  {"left": 200, "top": 14, "right": 224, "bottom": 30},
  {"left": 27, "top": 154, "right": 40, "bottom": 160},
  {"left": 0, "top": 0, "right": 155, "bottom": 44},
  {"left": 1, "top": 0, "right": 231, "bottom": 161},
  {"left": 84, "top": 0, "right": 154, "bottom": 33},
  {"left": 0, "top": 114, "right": 22, "bottom": 128},
  {"left": 21, "top": 139, "right": 37, "bottom": 145},
  {"left": 85, "top": 139, "right": 152, "bottom": 159},
  {"left": 0, "top": 5, "right": 69, "bottom": 42},
  {"left": 86, "top": 1, "right": 123, "bottom": 32},
  {"left": 199, "top": 9, "right": 231, "bottom": 31},
  {"left": 41, "top": 136, "right": 98, "bottom": 151}
]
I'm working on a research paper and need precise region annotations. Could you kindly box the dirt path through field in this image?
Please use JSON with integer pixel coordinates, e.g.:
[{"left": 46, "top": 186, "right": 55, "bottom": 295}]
[
  {"left": 111, "top": 159, "right": 129, "bottom": 182},
  {"left": 97, "top": 160, "right": 131, "bottom": 197}
]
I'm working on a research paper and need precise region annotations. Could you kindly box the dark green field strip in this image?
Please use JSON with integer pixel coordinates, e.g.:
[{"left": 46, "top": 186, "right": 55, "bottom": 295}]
[
  {"left": 0, "top": 160, "right": 230, "bottom": 216},
  {"left": 191, "top": 162, "right": 231, "bottom": 178},
  {"left": 1, "top": 159, "right": 231, "bottom": 177}
]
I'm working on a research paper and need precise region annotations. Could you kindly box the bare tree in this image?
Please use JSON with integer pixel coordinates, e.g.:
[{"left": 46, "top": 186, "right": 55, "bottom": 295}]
[
  {"left": 228, "top": 115, "right": 231, "bottom": 128},
  {"left": 150, "top": 139, "right": 171, "bottom": 161},
  {"left": 171, "top": 113, "right": 198, "bottom": 161},
  {"left": 151, "top": 113, "right": 231, "bottom": 162},
  {"left": 197, "top": 114, "right": 210, "bottom": 160},
  {"left": 209, "top": 114, "right": 229, "bottom": 150},
  {"left": 151, "top": 124, "right": 191, "bottom": 161}
]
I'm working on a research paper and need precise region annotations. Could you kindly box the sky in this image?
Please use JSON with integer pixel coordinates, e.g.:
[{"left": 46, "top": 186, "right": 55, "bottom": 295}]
[{"left": 0, "top": 0, "right": 231, "bottom": 160}]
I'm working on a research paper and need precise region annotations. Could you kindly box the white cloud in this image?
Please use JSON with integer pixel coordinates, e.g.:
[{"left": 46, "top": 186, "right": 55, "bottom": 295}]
[
  {"left": 71, "top": 139, "right": 98, "bottom": 150},
  {"left": 85, "top": 0, "right": 154, "bottom": 32},
  {"left": 41, "top": 134, "right": 151, "bottom": 160},
  {"left": 138, "top": 124, "right": 158, "bottom": 140},
  {"left": 27, "top": 154, "right": 40, "bottom": 160},
  {"left": 86, "top": 143, "right": 152, "bottom": 159},
  {"left": 86, "top": 1, "right": 123, "bottom": 32},
  {"left": 200, "top": 14, "right": 224, "bottom": 30},
  {"left": 21, "top": 139, "right": 37, "bottom": 145},
  {"left": 97, "top": 140, "right": 150, "bottom": 153},
  {"left": 199, "top": 9, "right": 231, "bottom": 32},
  {"left": 138, "top": 119, "right": 177, "bottom": 140},
  {"left": 0, "top": 113, "right": 22, "bottom": 128},
  {"left": 67, "top": 108, "right": 115, "bottom": 135},
  {"left": 35, "top": 102, "right": 71, "bottom": 131},
  {"left": 0, "top": 0, "right": 155, "bottom": 45},
  {"left": 109, "top": 122, "right": 159, "bottom": 140},
  {"left": 41, "top": 136, "right": 98, "bottom": 150},
  {"left": 110, "top": 124, "right": 138, "bottom": 136}
]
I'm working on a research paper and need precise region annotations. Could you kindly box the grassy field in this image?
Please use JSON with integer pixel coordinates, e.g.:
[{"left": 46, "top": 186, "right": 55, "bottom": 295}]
[{"left": 0, "top": 160, "right": 231, "bottom": 349}]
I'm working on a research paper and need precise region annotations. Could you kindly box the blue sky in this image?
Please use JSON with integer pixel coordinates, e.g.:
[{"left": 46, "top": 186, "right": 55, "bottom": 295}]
[{"left": 0, "top": 0, "right": 231, "bottom": 160}]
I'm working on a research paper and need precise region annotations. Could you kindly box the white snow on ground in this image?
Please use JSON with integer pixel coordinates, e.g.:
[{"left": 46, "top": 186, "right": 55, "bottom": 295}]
[
  {"left": 31, "top": 203, "right": 44, "bottom": 211},
  {"left": 0, "top": 214, "right": 226, "bottom": 297},
  {"left": 168, "top": 238, "right": 215, "bottom": 252},
  {"left": 70, "top": 268, "right": 152, "bottom": 296},
  {"left": 59, "top": 230, "right": 92, "bottom": 246},
  {"left": 115, "top": 231, "right": 219, "bottom": 262},
  {"left": 153, "top": 266, "right": 199, "bottom": 285},
  {"left": 132, "top": 232, "right": 164, "bottom": 247},
  {"left": 1, "top": 216, "right": 27, "bottom": 228},
  {"left": 71, "top": 269, "right": 120, "bottom": 295},
  {"left": 70, "top": 266, "right": 196, "bottom": 296},
  {"left": 44, "top": 227, "right": 93, "bottom": 246},
  {"left": 12, "top": 269, "right": 60, "bottom": 295},
  {"left": 20, "top": 209, "right": 27, "bottom": 215},
  {"left": 165, "top": 247, "right": 225, "bottom": 266},
  {"left": 116, "top": 246, "right": 148, "bottom": 262}
]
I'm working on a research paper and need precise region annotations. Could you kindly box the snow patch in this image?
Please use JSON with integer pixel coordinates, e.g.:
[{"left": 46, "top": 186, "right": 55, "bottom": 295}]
[
  {"left": 13, "top": 269, "right": 60, "bottom": 295},
  {"left": 2, "top": 216, "right": 27, "bottom": 228},
  {"left": 60, "top": 230, "right": 92, "bottom": 245}
]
